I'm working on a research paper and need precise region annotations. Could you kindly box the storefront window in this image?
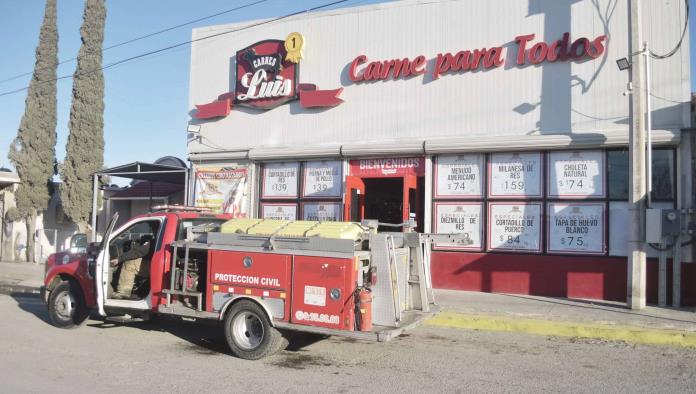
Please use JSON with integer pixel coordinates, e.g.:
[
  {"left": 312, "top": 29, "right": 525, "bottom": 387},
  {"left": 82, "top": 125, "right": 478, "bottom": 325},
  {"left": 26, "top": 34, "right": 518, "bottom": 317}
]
[
  {"left": 608, "top": 149, "right": 674, "bottom": 201},
  {"left": 548, "top": 150, "right": 605, "bottom": 198},
  {"left": 607, "top": 150, "right": 629, "bottom": 200},
  {"left": 651, "top": 149, "right": 674, "bottom": 201},
  {"left": 258, "top": 160, "right": 343, "bottom": 221},
  {"left": 488, "top": 152, "right": 543, "bottom": 198},
  {"left": 432, "top": 154, "right": 486, "bottom": 251}
]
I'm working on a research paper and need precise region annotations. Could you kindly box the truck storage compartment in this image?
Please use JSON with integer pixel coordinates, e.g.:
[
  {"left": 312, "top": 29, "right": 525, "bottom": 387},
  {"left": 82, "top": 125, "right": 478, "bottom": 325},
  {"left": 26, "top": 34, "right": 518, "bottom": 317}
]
[
  {"left": 208, "top": 250, "right": 291, "bottom": 290},
  {"left": 207, "top": 250, "right": 291, "bottom": 315},
  {"left": 291, "top": 256, "right": 357, "bottom": 331}
]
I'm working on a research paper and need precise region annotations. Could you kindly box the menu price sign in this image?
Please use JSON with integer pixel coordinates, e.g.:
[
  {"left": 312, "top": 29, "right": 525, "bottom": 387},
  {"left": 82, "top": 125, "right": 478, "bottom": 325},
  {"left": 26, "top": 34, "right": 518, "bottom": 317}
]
[
  {"left": 262, "top": 162, "right": 299, "bottom": 199},
  {"left": 302, "top": 202, "right": 342, "bottom": 221},
  {"left": 433, "top": 202, "right": 482, "bottom": 250},
  {"left": 548, "top": 203, "right": 605, "bottom": 254},
  {"left": 261, "top": 203, "right": 297, "bottom": 220},
  {"left": 488, "top": 152, "right": 542, "bottom": 198},
  {"left": 548, "top": 151, "right": 605, "bottom": 198},
  {"left": 487, "top": 203, "right": 542, "bottom": 252},
  {"left": 435, "top": 154, "right": 484, "bottom": 198},
  {"left": 302, "top": 160, "right": 343, "bottom": 198}
]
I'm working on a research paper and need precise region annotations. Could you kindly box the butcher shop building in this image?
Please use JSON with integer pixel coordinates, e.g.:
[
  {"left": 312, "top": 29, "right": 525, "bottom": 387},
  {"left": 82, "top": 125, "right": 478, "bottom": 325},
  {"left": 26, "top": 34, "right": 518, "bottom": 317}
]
[{"left": 186, "top": 0, "right": 694, "bottom": 304}]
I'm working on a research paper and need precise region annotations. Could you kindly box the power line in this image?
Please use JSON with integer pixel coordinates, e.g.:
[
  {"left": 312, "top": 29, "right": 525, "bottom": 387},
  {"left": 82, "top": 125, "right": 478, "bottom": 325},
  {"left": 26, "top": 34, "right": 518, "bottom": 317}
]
[
  {"left": 649, "top": 0, "right": 689, "bottom": 59},
  {"left": 0, "top": 0, "right": 351, "bottom": 98},
  {"left": 0, "top": 0, "right": 267, "bottom": 85},
  {"left": 650, "top": 92, "right": 685, "bottom": 104}
]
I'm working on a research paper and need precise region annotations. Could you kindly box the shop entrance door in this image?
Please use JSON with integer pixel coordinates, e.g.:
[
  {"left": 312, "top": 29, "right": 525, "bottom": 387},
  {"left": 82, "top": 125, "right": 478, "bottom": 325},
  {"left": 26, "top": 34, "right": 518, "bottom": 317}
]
[
  {"left": 344, "top": 176, "right": 365, "bottom": 222},
  {"left": 344, "top": 175, "right": 422, "bottom": 232}
]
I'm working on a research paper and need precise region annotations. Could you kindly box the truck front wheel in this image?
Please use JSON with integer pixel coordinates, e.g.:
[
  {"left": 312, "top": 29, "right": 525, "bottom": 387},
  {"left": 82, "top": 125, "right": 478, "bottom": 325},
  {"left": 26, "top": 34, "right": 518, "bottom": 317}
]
[
  {"left": 48, "top": 281, "right": 88, "bottom": 328},
  {"left": 224, "top": 300, "right": 287, "bottom": 360}
]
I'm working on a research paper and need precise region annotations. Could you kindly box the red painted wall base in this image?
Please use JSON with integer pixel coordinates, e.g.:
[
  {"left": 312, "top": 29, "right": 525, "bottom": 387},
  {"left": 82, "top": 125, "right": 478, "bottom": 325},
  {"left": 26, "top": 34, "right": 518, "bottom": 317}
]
[{"left": 431, "top": 252, "right": 696, "bottom": 306}]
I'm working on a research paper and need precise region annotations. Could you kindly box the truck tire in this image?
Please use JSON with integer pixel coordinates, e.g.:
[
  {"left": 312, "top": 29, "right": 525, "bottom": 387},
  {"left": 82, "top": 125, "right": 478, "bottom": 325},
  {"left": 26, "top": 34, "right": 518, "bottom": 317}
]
[
  {"left": 47, "top": 281, "right": 88, "bottom": 328},
  {"left": 224, "top": 300, "right": 287, "bottom": 360}
]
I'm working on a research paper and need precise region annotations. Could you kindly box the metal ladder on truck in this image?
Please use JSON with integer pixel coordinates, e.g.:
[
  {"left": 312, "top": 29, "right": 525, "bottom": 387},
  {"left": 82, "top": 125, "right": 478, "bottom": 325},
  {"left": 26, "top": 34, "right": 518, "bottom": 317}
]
[
  {"left": 160, "top": 240, "right": 205, "bottom": 317},
  {"left": 365, "top": 220, "right": 467, "bottom": 327}
]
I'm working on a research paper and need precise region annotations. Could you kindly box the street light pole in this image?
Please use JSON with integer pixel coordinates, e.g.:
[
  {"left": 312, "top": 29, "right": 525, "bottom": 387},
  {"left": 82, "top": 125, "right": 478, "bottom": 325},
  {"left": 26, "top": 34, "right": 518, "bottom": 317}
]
[{"left": 628, "top": 0, "right": 648, "bottom": 310}]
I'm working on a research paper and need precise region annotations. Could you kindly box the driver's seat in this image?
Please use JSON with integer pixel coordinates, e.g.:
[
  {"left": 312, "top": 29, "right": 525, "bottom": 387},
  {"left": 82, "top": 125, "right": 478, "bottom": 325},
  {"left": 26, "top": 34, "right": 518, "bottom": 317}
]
[{"left": 131, "top": 234, "right": 156, "bottom": 298}]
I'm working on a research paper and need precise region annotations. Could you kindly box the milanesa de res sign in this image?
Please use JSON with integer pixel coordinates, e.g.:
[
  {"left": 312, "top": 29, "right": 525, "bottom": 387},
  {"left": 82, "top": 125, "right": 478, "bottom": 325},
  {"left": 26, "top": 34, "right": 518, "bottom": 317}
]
[{"left": 348, "top": 33, "right": 607, "bottom": 82}]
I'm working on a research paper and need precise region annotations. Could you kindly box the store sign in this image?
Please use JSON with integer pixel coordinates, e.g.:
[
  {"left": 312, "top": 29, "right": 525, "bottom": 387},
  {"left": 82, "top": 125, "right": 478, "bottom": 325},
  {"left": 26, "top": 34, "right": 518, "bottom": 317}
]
[
  {"left": 194, "top": 166, "right": 248, "bottom": 216},
  {"left": 435, "top": 154, "right": 483, "bottom": 198},
  {"left": 349, "top": 157, "right": 425, "bottom": 177},
  {"left": 547, "top": 203, "right": 605, "bottom": 254},
  {"left": 235, "top": 39, "right": 299, "bottom": 109},
  {"left": 261, "top": 162, "right": 299, "bottom": 199},
  {"left": 261, "top": 203, "right": 297, "bottom": 220},
  {"left": 488, "top": 152, "right": 542, "bottom": 198},
  {"left": 548, "top": 151, "right": 605, "bottom": 198},
  {"left": 488, "top": 203, "right": 542, "bottom": 252},
  {"left": 302, "top": 160, "right": 343, "bottom": 198},
  {"left": 302, "top": 202, "right": 342, "bottom": 221},
  {"left": 194, "top": 33, "right": 343, "bottom": 118},
  {"left": 349, "top": 32, "right": 607, "bottom": 82},
  {"left": 433, "top": 202, "right": 482, "bottom": 250}
]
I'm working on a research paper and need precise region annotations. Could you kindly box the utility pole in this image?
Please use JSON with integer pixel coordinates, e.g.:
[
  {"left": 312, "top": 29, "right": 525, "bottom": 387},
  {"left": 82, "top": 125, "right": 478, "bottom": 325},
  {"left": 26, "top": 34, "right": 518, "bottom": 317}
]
[{"left": 627, "top": 0, "right": 647, "bottom": 310}]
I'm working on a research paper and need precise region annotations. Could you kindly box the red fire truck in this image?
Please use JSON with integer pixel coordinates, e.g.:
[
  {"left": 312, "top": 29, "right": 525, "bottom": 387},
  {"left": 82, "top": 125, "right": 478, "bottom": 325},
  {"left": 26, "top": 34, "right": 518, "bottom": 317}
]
[{"left": 43, "top": 208, "right": 462, "bottom": 359}]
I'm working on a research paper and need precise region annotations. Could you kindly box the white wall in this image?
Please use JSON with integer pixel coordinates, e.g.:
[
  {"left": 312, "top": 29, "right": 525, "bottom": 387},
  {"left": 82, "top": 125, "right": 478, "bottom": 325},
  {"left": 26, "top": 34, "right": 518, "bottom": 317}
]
[{"left": 188, "top": 0, "right": 690, "bottom": 156}]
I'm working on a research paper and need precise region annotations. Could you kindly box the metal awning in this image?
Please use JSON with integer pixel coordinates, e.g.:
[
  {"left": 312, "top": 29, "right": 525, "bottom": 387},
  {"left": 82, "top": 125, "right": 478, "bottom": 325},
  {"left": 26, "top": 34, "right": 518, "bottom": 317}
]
[
  {"left": 96, "top": 161, "right": 187, "bottom": 184},
  {"left": 91, "top": 161, "right": 190, "bottom": 240},
  {"left": 0, "top": 171, "right": 20, "bottom": 185}
]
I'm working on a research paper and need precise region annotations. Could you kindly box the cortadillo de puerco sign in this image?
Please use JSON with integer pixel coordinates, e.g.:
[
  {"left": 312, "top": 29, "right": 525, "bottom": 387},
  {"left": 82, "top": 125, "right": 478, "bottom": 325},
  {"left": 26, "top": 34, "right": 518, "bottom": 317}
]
[{"left": 195, "top": 33, "right": 344, "bottom": 119}]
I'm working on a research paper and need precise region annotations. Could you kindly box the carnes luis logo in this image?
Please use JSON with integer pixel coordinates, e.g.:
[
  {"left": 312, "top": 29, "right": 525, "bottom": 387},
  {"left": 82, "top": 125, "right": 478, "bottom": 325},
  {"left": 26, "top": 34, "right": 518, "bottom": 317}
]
[
  {"left": 235, "top": 39, "right": 299, "bottom": 110},
  {"left": 193, "top": 33, "right": 344, "bottom": 119}
]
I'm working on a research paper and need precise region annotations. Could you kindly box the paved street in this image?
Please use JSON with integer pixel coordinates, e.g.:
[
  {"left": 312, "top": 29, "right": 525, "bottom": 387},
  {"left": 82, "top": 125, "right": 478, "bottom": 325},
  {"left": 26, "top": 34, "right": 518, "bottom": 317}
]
[{"left": 1, "top": 293, "right": 695, "bottom": 393}]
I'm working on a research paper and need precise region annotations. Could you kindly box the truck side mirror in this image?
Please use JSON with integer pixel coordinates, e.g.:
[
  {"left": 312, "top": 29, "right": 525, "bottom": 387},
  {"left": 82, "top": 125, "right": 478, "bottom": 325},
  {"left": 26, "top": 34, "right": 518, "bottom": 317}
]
[
  {"left": 86, "top": 242, "right": 100, "bottom": 255},
  {"left": 69, "top": 233, "right": 88, "bottom": 254}
]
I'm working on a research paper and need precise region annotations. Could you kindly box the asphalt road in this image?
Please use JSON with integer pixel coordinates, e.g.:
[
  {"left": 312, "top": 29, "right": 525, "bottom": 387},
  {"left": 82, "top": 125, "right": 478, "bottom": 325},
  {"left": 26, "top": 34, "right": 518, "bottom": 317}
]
[{"left": 1, "top": 293, "right": 695, "bottom": 394}]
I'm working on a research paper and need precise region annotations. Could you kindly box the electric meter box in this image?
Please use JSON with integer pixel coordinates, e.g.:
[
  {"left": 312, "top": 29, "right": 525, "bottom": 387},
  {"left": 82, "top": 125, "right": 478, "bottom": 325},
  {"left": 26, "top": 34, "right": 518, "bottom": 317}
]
[{"left": 646, "top": 208, "right": 681, "bottom": 243}]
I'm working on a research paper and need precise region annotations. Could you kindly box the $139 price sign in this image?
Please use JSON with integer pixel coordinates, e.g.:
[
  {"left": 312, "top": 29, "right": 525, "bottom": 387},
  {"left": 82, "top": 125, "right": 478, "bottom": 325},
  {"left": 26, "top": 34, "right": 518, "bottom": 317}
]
[
  {"left": 302, "top": 160, "right": 342, "bottom": 198},
  {"left": 262, "top": 162, "right": 299, "bottom": 198}
]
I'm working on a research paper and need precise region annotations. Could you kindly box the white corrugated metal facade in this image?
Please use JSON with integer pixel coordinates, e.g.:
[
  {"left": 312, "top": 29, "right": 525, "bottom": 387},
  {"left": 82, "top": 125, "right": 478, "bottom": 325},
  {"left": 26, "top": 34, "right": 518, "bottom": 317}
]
[
  {"left": 188, "top": 0, "right": 690, "bottom": 157},
  {"left": 186, "top": 0, "right": 694, "bottom": 301}
]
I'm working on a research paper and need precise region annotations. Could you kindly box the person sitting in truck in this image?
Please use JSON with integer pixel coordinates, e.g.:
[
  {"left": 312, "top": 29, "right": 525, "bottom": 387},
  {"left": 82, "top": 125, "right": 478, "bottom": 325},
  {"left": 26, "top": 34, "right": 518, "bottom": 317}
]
[{"left": 111, "top": 234, "right": 155, "bottom": 299}]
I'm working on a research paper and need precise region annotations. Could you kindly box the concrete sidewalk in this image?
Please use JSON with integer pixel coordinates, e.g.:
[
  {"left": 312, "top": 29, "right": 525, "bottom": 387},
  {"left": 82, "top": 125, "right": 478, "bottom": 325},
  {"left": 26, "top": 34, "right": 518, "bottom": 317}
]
[
  {"left": 431, "top": 289, "right": 696, "bottom": 348},
  {"left": 0, "top": 261, "right": 44, "bottom": 295}
]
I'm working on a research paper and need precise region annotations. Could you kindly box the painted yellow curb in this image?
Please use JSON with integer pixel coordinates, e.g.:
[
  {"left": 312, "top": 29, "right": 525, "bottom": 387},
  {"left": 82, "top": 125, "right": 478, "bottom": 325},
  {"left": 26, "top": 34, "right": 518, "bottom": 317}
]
[{"left": 425, "top": 311, "right": 696, "bottom": 348}]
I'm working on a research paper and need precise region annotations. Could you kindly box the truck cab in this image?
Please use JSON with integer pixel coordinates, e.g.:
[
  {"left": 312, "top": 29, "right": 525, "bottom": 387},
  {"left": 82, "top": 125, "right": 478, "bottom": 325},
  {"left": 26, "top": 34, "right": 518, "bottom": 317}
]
[{"left": 43, "top": 210, "right": 230, "bottom": 326}]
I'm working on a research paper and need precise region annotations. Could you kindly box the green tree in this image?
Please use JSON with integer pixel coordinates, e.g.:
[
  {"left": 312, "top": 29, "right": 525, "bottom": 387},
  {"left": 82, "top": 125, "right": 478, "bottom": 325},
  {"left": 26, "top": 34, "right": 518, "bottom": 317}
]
[
  {"left": 60, "top": 0, "right": 106, "bottom": 235},
  {"left": 8, "top": 0, "right": 58, "bottom": 262}
]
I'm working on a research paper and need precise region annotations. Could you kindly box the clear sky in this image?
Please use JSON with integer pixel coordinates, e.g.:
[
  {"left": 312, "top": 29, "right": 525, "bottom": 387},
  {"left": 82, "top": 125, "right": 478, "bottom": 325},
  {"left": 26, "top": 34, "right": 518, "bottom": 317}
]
[
  {"left": 0, "top": 0, "right": 693, "bottom": 173},
  {"left": 0, "top": 0, "right": 388, "bottom": 173}
]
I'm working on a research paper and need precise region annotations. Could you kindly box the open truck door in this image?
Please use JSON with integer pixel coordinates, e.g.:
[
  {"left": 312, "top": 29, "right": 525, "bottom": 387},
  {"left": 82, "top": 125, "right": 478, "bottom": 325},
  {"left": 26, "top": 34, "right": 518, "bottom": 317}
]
[{"left": 94, "top": 213, "right": 119, "bottom": 316}]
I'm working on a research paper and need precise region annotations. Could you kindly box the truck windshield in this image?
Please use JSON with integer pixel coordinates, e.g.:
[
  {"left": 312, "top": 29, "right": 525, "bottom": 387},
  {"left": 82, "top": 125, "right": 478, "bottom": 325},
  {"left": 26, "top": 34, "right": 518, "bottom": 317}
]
[{"left": 177, "top": 218, "right": 227, "bottom": 240}]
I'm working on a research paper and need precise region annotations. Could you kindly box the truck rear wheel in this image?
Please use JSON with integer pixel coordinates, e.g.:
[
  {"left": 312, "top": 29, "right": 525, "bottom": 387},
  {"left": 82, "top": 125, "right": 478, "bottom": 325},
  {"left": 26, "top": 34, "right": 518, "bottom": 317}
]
[
  {"left": 224, "top": 300, "right": 287, "bottom": 360},
  {"left": 48, "top": 281, "right": 88, "bottom": 328}
]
